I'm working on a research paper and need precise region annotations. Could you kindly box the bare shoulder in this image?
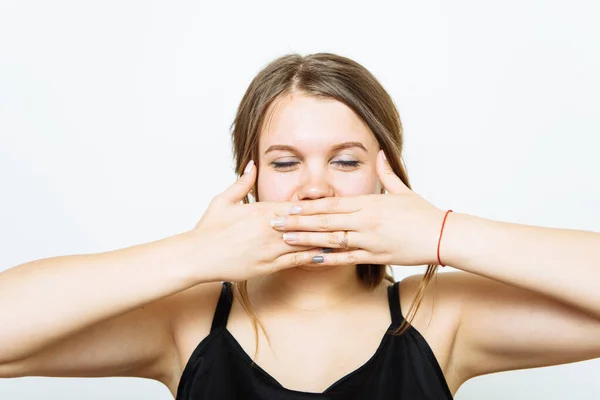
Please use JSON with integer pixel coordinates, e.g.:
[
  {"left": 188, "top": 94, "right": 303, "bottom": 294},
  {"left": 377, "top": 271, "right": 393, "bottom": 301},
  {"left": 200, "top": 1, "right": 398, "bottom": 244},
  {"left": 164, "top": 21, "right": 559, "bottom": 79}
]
[
  {"left": 160, "top": 281, "right": 225, "bottom": 396},
  {"left": 397, "top": 271, "right": 469, "bottom": 396}
]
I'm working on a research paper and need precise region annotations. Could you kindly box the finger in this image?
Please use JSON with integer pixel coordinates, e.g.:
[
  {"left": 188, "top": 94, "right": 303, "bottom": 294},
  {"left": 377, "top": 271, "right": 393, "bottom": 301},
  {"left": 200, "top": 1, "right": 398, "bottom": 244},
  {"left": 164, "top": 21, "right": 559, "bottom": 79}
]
[
  {"left": 277, "top": 196, "right": 362, "bottom": 217},
  {"left": 281, "top": 231, "right": 364, "bottom": 250},
  {"left": 257, "top": 200, "right": 313, "bottom": 217},
  {"left": 272, "top": 247, "right": 331, "bottom": 271},
  {"left": 376, "top": 149, "right": 410, "bottom": 195},
  {"left": 270, "top": 213, "right": 358, "bottom": 232},
  {"left": 310, "top": 249, "right": 372, "bottom": 266},
  {"left": 217, "top": 160, "right": 256, "bottom": 204}
]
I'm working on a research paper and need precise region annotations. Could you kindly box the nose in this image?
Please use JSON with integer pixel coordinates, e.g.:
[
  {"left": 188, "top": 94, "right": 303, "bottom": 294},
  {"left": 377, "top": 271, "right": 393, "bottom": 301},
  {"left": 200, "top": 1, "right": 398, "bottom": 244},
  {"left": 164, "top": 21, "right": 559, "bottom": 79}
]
[{"left": 296, "top": 169, "right": 335, "bottom": 201}]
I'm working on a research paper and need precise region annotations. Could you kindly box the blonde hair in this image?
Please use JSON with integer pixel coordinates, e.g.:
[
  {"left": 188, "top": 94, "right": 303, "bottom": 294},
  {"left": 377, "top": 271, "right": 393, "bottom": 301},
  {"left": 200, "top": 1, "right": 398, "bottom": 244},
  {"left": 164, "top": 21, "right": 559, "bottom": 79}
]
[{"left": 230, "top": 52, "right": 439, "bottom": 357}]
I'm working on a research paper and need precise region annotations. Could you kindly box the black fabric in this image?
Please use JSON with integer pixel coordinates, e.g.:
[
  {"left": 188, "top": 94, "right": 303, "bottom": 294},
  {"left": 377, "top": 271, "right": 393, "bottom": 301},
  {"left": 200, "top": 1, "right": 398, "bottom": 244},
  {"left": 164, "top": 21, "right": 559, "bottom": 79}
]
[
  {"left": 209, "top": 282, "right": 233, "bottom": 334},
  {"left": 176, "top": 281, "right": 454, "bottom": 399}
]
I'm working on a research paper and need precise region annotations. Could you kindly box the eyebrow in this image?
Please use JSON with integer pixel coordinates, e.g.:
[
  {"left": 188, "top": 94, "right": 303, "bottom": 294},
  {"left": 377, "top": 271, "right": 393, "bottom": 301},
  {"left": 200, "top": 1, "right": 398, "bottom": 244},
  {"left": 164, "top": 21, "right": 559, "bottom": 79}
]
[{"left": 264, "top": 141, "right": 368, "bottom": 155}]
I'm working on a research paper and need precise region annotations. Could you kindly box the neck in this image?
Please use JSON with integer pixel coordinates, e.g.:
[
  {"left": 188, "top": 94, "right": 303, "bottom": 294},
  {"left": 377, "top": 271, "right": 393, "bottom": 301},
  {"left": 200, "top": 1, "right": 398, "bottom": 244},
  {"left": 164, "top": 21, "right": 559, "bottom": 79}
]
[{"left": 249, "top": 264, "right": 365, "bottom": 312}]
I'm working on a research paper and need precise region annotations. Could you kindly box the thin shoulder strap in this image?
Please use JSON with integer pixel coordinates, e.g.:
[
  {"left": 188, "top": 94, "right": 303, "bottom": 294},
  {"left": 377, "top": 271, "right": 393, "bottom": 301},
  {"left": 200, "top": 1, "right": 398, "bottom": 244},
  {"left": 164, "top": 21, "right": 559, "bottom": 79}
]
[
  {"left": 387, "top": 281, "right": 404, "bottom": 327},
  {"left": 210, "top": 282, "right": 233, "bottom": 333}
]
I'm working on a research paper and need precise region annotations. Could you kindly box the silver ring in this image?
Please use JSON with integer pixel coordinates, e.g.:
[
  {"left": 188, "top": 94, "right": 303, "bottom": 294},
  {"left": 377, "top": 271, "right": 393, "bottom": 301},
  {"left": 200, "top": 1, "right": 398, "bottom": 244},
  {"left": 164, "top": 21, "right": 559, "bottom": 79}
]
[{"left": 339, "top": 231, "right": 349, "bottom": 249}]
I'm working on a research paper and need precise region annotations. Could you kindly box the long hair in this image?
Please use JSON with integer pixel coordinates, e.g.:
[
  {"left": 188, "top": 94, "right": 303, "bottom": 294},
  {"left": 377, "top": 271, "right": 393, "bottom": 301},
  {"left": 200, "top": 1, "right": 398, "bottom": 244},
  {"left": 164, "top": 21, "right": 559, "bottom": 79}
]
[{"left": 230, "top": 52, "right": 439, "bottom": 358}]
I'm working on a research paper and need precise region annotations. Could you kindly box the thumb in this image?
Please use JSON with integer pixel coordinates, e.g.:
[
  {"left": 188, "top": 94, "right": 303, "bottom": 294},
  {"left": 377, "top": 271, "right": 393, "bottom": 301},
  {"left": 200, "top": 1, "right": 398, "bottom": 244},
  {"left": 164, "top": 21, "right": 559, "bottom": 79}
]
[
  {"left": 219, "top": 160, "right": 257, "bottom": 204},
  {"left": 376, "top": 150, "right": 410, "bottom": 194}
]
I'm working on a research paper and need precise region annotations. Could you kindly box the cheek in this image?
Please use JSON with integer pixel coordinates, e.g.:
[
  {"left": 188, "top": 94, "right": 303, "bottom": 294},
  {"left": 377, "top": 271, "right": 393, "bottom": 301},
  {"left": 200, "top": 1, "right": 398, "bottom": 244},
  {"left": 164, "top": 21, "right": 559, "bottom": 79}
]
[
  {"left": 257, "top": 171, "right": 295, "bottom": 202},
  {"left": 335, "top": 172, "right": 381, "bottom": 196}
]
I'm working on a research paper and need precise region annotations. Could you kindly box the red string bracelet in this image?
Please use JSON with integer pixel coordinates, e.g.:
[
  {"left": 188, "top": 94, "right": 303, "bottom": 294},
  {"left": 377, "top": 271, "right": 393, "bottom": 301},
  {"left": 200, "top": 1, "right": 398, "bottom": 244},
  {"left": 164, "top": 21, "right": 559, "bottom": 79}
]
[{"left": 437, "top": 210, "right": 453, "bottom": 267}]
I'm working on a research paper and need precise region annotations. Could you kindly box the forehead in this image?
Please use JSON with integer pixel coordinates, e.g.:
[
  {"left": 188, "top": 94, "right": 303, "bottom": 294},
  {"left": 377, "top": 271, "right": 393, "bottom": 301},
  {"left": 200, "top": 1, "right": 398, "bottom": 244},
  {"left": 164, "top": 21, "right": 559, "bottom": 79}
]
[{"left": 259, "top": 92, "right": 378, "bottom": 150}]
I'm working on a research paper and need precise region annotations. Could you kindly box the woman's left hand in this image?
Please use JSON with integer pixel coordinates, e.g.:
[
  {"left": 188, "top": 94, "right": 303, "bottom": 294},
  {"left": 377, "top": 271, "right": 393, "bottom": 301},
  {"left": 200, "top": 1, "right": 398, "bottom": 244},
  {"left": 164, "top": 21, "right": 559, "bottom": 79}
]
[{"left": 271, "top": 150, "right": 448, "bottom": 266}]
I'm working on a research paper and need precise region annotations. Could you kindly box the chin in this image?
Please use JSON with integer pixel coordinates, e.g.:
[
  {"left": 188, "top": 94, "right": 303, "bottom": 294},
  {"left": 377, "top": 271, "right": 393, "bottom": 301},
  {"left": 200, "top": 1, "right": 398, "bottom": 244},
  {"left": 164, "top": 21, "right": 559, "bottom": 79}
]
[{"left": 296, "top": 264, "right": 339, "bottom": 272}]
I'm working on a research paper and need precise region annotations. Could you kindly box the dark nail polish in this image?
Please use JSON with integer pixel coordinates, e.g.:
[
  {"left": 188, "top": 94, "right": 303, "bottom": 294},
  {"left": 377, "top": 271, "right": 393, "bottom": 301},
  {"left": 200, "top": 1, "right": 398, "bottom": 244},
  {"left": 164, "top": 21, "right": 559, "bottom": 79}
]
[
  {"left": 321, "top": 248, "right": 333, "bottom": 253},
  {"left": 312, "top": 255, "right": 325, "bottom": 263}
]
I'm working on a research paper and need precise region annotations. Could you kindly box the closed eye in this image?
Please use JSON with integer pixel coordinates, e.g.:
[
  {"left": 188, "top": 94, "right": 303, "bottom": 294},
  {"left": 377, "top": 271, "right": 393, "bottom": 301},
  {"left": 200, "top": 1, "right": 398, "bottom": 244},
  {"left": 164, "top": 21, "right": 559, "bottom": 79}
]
[
  {"left": 271, "top": 160, "right": 361, "bottom": 170},
  {"left": 335, "top": 160, "right": 360, "bottom": 168},
  {"left": 271, "top": 161, "right": 299, "bottom": 169}
]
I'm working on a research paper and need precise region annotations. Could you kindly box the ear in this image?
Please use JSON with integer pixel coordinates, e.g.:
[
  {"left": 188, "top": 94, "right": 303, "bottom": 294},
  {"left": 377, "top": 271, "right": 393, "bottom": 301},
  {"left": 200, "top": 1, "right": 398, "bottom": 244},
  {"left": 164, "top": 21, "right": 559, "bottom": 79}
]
[{"left": 375, "top": 150, "right": 410, "bottom": 195}]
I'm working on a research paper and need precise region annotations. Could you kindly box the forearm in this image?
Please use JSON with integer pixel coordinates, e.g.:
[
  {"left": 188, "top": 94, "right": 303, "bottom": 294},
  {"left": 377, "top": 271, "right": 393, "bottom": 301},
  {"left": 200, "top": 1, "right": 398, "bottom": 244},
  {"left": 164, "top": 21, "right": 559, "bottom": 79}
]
[
  {"left": 0, "top": 231, "right": 204, "bottom": 363},
  {"left": 442, "top": 212, "right": 600, "bottom": 320}
]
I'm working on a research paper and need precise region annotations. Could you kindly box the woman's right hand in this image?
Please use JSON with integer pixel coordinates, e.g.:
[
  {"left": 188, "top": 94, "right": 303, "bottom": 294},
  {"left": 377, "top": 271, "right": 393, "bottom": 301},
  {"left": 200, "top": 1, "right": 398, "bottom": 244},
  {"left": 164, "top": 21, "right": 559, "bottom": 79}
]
[{"left": 185, "top": 161, "right": 324, "bottom": 283}]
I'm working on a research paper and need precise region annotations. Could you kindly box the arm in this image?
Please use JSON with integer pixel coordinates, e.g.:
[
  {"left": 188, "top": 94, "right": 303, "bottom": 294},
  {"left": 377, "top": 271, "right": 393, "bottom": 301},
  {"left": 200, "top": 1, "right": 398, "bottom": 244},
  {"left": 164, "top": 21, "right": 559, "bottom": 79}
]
[
  {"left": 0, "top": 231, "right": 202, "bottom": 380},
  {"left": 275, "top": 153, "right": 600, "bottom": 383},
  {"left": 443, "top": 212, "right": 600, "bottom": 320},
  {"left": 439, "top": 213, "right": 600, "bottom": 381},
  {"left": 0, "top": 164, "right": 306, "bottom": 384}
]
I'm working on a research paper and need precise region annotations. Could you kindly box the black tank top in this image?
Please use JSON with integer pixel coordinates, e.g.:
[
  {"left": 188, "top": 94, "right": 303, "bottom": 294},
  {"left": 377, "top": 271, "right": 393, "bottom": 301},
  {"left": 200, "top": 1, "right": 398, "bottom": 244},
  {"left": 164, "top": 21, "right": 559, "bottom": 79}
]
[{"left": 175, "top": 281, "right": 454, "bottom": 399}]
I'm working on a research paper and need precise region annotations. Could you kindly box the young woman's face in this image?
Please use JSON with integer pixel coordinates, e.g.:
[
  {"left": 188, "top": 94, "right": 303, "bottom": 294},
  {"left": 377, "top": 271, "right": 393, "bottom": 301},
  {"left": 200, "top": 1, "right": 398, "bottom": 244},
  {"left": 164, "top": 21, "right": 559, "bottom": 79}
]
[{"left": 257, "top": 92, "right": 382, "bottom": 202}]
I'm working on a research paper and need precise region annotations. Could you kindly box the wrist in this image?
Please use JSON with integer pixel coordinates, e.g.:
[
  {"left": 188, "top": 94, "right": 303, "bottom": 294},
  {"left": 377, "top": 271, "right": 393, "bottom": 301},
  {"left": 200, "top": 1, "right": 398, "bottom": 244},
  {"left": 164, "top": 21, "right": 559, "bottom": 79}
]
[
  {"left": 172, "top": 230, "right": 222, "bottom": 285},
  {"left": 437, "top": 211, "right": 478, "bottom": 269},
  {"left": 436, "top": 209, "right": 454, "bottom": 267}
]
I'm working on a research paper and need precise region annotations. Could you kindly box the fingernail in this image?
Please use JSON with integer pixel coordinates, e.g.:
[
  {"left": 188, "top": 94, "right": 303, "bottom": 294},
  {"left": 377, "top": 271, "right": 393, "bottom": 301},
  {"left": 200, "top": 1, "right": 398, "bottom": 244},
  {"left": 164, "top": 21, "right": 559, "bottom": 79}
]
[
  {"left": 244, "top": 160, "right": 254, "bottom": 174},
  {"left": 289, "top": 205, "right": 302, "bottom": 215},
  {"left": 312, "top": 255, "right": 325, "bottom": 263},
  {"left": 321, "top": 247, "right": 333, "bottom": 253},
  {"left": 282, "top": 232, "right": 297, "bottom": 241},
  {"left": 270, "top": 217, "right": 287, "bottom": 227}
]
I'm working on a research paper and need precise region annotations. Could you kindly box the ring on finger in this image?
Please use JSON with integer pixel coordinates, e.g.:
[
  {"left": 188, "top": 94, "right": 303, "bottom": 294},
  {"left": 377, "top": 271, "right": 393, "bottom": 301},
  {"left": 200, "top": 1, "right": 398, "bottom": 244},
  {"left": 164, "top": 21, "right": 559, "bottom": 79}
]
[{"left": 339, "top": 231, "right": 349, "bottom": 249}]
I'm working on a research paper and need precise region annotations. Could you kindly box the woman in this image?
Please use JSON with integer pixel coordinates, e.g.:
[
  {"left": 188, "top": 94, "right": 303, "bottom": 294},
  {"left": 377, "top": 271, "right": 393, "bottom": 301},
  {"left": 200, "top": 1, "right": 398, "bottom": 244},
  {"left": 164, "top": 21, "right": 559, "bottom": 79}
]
[{"left": 1, "top": 53, "right": 599, "bottom": 400}]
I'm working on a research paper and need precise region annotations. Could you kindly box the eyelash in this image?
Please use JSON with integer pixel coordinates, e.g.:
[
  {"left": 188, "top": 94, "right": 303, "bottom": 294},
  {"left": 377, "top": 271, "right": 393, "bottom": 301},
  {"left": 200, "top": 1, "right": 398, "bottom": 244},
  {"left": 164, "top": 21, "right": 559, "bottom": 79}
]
[{"left": 271, "top": 160, "right": 361, "bottom": 170}]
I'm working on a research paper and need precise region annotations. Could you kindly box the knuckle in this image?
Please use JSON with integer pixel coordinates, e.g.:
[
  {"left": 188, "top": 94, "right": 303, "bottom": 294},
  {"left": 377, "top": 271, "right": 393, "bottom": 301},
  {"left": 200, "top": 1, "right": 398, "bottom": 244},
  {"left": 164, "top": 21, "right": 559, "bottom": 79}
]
[
  {"left": 346, "top": 252, "right": 356, "bottom": 265},
  {"left": 292, "top": 252, "right": 304, "bottom": 266},
  {"left": 256, "top": 259, "right": 273, "bottom": 275},
  {"left": 318, "top": 215, "right": 330, "bottom": 230},
  {"left": 370, "top": 210, "right": 382, "bottom": 228},
  {"left": 258, "top": 261, "right": 271, "bottom": 274},
  {"left": 328, "top": 232, "right": 338, "bottom": 245},
  {"left": 270, "top": 260, "right": 282, "bottom": 273},
  {"left": 235, "top": 175, "right": 248, "bottom": 185},
  {"left": 327, "top": 197, "right": 339, "bottom": 213},
  {"left": 268, "top": 252, "right": 283, "bottom": 271},
  {"left": 209, "top": 195, "right": 223, "bottom": 207}
]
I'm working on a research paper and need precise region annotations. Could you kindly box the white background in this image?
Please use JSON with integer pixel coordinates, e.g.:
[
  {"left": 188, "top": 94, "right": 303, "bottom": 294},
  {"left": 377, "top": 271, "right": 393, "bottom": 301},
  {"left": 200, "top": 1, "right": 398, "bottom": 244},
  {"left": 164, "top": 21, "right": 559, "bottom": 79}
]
[{"left": 1, "top": 0, "right": 599, "bottom": 398}]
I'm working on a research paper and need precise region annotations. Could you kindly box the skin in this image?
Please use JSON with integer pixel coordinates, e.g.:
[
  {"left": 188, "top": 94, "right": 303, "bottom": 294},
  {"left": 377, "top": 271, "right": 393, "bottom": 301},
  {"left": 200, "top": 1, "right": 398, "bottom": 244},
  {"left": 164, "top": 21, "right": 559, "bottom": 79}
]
[
  {"left": 194, "top": 91, "right": 600, "bottom": 395},
  {"left": 215, "top": 91, "right": 403, "bottom": 393},
  {"left": 4, "top": 88, "right": 598, "bottom": 398},
  {"left": 251, "top": 91, "right": 384, "bottom": 309}
]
